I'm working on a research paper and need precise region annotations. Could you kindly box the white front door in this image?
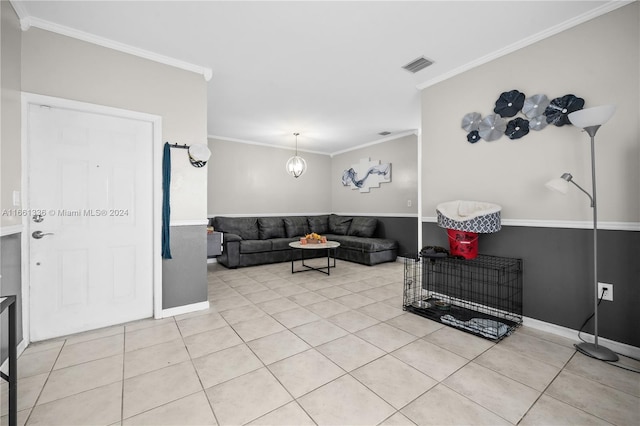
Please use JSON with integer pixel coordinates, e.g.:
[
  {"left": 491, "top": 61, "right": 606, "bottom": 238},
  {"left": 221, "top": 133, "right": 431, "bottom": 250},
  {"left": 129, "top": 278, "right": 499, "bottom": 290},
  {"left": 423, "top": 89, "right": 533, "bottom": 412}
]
[{"left": 27, "top": 102, "right": 154, "bottom": 341}]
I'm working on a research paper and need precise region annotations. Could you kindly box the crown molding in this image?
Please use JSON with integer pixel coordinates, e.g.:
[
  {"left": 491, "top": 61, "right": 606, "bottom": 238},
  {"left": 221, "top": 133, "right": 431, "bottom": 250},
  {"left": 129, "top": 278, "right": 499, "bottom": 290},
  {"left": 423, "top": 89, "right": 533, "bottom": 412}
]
[
  {"left": 416, "top": 0, "right": 633, "bottom": 90},
  {"left": 19, "top": 15, "right": 213, "bottom": 81},
  {"left": 207, "top": 134, "right": 331, "bottom": 156},
  {"left": 329, "top": 130, "right": 418, "bottom": 157}
]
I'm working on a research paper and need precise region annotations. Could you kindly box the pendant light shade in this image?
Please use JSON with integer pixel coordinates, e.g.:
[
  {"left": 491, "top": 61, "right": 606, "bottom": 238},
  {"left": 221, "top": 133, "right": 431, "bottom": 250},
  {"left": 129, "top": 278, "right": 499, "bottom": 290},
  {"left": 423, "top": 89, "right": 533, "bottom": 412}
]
[{"left": 286, "top": 133, "right": 307, "bottom": 178}]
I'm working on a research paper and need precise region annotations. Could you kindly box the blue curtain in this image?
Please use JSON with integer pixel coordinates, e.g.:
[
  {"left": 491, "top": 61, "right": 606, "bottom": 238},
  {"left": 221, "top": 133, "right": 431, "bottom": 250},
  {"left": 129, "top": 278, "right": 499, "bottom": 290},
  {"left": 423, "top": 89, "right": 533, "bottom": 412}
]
[{"left": 162, "top": 142, "right": 172, "bottom": 259}]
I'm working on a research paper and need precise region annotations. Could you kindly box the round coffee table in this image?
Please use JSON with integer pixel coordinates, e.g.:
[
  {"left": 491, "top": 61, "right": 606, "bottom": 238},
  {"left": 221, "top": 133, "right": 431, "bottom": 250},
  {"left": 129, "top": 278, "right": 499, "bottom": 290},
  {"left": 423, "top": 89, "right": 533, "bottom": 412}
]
[{"left": 289, "top": 241, "right": 340, "bottom": 275}]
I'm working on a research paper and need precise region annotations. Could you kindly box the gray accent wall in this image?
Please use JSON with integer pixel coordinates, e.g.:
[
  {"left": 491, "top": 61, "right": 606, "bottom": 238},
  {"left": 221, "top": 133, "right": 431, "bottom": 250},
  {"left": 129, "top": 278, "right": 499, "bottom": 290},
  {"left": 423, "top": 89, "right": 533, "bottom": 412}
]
[
  {"left": 162, "top": 225, "right": 208, "bottom": 310},
  {"left": 422, "top": 223, "right": 640, "bottom": 348},
  {"left": 374, "top": 216, "right": 418, "bottom": 259},
  {"left": 1, "top": 234, "right": 23, "bottom": 363}
]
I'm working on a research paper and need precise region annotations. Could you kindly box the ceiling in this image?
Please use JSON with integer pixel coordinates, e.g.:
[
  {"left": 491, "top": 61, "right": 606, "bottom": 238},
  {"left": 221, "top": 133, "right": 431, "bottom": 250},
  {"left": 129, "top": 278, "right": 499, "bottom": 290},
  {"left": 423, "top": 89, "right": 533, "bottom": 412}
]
[{"left": 13, "top": 1, "right": 622, "bottom": 154}]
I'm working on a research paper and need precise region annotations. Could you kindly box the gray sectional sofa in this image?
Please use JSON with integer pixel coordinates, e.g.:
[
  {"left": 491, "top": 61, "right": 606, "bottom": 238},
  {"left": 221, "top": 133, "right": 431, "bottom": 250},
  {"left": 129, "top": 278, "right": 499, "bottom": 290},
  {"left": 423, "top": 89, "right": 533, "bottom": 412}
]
[{"left": 211, "top": 214, "right": 398, "bottom": 268}]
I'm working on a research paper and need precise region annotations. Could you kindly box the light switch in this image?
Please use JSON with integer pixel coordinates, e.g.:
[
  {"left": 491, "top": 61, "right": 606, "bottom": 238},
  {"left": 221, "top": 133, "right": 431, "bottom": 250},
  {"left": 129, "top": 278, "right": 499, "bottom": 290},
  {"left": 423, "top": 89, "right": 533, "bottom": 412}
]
[{"left": 13, "top": 191, "right": 20, "bottom": 206}]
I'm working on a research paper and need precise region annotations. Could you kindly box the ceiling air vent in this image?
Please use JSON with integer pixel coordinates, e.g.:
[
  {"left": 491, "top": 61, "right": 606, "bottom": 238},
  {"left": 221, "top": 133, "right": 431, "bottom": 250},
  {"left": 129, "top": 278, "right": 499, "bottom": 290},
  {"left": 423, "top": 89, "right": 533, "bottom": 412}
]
[
  {"left": 402, "top": 56, "right": 434, "bottom": 74},
  {"left": 378, "top": 131, "right": 391, "bottom": 136}
]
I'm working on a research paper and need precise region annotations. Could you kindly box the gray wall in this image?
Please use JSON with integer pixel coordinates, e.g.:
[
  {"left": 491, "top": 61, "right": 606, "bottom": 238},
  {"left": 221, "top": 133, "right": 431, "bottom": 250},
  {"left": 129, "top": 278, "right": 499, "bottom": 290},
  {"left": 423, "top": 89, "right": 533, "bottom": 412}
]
[
  {"left": 208, "top": 137, "right": 332, "bottom": 215},
  {"left": 420, "top": 3, "right": 639, "bottom": 348},
  {"left": 331, "top": 134, "right": 418, "bottom": 216},
  {"left": 162, "top": 225, "right": 208, "bottom": 309},
  {"left": 1, "top": 234, "right": 23, "bottom": 363},
  {"left": 423, "top": 223, "right": 640, "bottom": 347}
]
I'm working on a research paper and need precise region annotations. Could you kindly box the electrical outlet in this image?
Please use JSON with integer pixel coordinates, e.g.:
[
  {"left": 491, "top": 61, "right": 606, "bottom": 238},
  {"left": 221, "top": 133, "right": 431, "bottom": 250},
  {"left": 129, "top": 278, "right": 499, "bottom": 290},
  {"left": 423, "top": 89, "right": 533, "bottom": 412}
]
[{"left": 598, "top": 282, "right": 613, "bottom": 302}]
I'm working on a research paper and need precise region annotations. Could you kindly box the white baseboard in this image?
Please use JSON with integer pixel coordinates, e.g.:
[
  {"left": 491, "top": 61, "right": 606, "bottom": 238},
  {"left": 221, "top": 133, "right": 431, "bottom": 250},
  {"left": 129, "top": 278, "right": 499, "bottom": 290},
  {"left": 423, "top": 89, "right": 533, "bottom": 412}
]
[
  {"left": 523, "top": 316, "right": 640, "bottom": 359},
  {"left": 206, "top": 258, "right": 218, "bottom": 264},
  {"left": 157, "top": 301, "right": 210, "bottom": 319}
]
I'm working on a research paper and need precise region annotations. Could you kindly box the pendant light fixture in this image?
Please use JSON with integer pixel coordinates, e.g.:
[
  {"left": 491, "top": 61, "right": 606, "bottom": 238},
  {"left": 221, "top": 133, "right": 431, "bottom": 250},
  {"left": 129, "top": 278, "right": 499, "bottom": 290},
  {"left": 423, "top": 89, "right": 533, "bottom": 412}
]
[{"left": 286, "top": 132, "right": 307, "bottom": 178}]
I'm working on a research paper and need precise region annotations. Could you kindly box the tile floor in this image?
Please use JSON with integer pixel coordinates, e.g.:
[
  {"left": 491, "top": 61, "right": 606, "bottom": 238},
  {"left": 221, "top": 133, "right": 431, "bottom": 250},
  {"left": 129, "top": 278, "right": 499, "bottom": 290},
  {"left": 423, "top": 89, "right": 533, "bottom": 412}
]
[{"left": 2, "top": 259, "right": 639, "bottom": 425}]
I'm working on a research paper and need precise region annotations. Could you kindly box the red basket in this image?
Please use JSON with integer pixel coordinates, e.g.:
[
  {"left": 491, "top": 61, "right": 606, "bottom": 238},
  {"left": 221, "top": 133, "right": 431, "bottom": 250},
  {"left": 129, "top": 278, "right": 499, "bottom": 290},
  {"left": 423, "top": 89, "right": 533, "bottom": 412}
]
[{"left": 447, "top": 229, "right": 479, "bottom": 259}]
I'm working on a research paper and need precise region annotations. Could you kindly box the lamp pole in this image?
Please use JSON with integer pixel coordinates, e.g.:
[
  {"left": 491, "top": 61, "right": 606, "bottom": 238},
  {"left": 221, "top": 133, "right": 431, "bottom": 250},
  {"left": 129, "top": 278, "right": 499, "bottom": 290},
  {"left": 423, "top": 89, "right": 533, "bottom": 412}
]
[{"left": 574, "top": 124, "right": 618, "bottom": 361}]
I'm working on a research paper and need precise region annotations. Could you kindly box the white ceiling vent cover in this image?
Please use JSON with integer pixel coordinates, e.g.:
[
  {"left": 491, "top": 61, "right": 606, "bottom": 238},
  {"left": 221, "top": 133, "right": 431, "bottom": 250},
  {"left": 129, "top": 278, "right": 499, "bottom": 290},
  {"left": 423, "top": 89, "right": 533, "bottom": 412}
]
[{"left": 402, "top": 56, "right": 434, "bottom": 73}]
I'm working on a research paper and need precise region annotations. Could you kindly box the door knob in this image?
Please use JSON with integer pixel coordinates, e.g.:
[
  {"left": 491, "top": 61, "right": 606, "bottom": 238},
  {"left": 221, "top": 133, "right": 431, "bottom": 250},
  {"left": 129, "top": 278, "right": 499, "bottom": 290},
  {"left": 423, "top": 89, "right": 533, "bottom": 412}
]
[{"left": 32, "top": 231, "right": 54, "bottom": 239}]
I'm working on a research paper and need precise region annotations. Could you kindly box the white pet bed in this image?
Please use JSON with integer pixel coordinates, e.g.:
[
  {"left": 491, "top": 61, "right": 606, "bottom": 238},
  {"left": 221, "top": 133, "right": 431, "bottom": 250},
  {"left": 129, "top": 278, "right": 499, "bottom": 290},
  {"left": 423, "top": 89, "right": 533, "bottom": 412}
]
[{"left": 436, "top": 200, "right": 502, "bottom": 233}]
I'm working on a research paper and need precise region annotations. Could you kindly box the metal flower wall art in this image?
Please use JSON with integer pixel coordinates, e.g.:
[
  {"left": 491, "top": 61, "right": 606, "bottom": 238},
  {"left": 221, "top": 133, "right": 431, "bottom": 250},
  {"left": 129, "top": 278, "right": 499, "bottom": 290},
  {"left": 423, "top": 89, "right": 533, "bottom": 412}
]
[
  {"left": 461, "top": 90, "right": 585, "bottom": 144},
  {"left": 342, "top": 158, "right": 391, "bottom": 193}
]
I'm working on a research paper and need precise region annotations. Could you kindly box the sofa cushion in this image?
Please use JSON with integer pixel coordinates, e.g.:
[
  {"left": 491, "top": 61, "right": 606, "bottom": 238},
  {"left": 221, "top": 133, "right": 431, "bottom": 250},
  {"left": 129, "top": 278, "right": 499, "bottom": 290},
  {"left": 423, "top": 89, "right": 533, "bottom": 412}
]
[
  {"left": 329, "top": 214, "right": 353, "bottom": 235},
  {"left": 271, "top": 237, "right": 298, "bottom": 251},
  {"left": 308, "top": 215, "right": 330, "bottom": 234},
  {"left": 213, "top": 217, "right": 259, "bottom": 240},
  {"left": 258, "top": 217, "right": 286, "bottom": 239},
  {"left": 284, "top": 217, "right": 310, "bottom": 238},
  {"left": 329, "top": 235, "right": 397, "bottom": 252},
  {"left": 240, "top": 240, "right": 272, "bottom": 254},
  {"left": 347, "top": 217, "right": 377, "bottom": 238}
]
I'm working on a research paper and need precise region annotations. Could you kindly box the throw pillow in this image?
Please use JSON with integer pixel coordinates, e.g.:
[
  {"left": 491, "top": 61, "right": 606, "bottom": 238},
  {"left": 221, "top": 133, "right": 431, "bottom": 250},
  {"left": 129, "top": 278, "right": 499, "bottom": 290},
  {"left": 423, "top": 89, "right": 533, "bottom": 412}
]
[
  {"left": 258, "top": 217, "right": 286, "bottom": 239},
  {"left": 284, "top": 217, "right": 310, "bottom": 237},
  {"left": 329, "top": 214, "right": 353, "bottom": 235},
  {"left": 308, "top": 215, "right": 330, "bottom": 234},
  {"left": 347, "top": 217, "right": 377, "bottom": 238}
]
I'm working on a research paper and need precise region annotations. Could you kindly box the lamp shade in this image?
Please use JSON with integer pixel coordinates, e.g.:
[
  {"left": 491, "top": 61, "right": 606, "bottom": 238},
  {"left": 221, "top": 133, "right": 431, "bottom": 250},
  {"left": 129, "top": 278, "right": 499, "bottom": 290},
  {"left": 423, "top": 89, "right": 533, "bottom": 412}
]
[
  {"left": 568, "top": 105, "right": 616, "bottom": 129},
  {"left": 545, "top": 177, "right": 569, "bottom": 194}
]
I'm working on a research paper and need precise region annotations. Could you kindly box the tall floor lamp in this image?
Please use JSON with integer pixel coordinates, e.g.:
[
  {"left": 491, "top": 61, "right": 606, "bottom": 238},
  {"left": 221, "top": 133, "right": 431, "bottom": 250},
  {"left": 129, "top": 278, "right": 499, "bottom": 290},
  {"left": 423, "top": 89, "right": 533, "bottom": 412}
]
[{"left": 545, "top": 105, "right": 618, "bottom": 361}]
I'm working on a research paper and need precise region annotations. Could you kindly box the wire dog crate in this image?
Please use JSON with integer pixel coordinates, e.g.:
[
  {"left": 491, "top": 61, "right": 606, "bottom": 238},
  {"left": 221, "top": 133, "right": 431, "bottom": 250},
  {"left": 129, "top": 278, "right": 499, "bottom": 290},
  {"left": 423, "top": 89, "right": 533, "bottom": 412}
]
[{"left": 403, "top": 254, "right": 523, "bottom": 341}]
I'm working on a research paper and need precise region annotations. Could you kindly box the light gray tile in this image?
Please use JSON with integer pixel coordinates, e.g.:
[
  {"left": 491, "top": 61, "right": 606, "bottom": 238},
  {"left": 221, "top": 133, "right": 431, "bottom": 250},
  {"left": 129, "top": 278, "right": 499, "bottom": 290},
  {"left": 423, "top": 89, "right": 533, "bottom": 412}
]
[
  {"left": 565, "top": 351, "right": 640, "bottom": 397},
  {"left": 54, "top": 333, "right": 124, "bottom": 370},
  {"left": 268, "top": 349, "right": 344, "bottom": 398},
  {"left": 231, "top": 315, "right": 286, "bottom": 342},
  {"left": 0, "top": 373, "right": 47, "bottom": 414},
  {"left": 291, "top": 319, "right": 349, "bottom": 347},
  {"left": 520, "top": 394, "right": 614, "bottom": 426},
  {"left": 123, "top": 391, "right": 217, "bottom": 425},
  {"left": 288, "top": 291, "right": 328, "bottom": 306},
  {"left": 317, "top": 334, "right": 385, "bottom": 372},
  {"left": 498, "top": 330, "right": 575, "bottom": 368},
  {"left": 298, "top": 375, "right": 395, "bottom": 426},
  {"left": 305, "top": 299, "right": 351, "bottom": 318},
  {"left": 334, "top": 293, "right": 377, "bottom": 309},
  {"left": 124, "top": 338, "right": 190, "bottom": 379},
  {"left": 183, "top": 326, "right": 243, "bottom": 358},
  {"left": 245, "top": 289, "right": 282, "bottom": 304},
  {"left": 248, "top": 401, "right": 315, "bottom": 426},
  {"left": 401, "top": 384, "right": 511, "bottom": 426},
  {"left": 28, "top": 382, "right": 122, "bottom": 426},
  {"left": 357, "top": 302, "right": 404, "bottom": 321},
  {"left": 423, "top": 326, "right": 494, "bottom": 359},
  {"left": 176, "top": 312, "right": 227, "bottom": 337},
  {"left": 327, "top": 310, "right": 379, "bottom": 333},
  {"left": 206, "top": 368, "right": 292, "bottom": 425},
  {"left": 247, "top": 330, "right": 311, "bottom": 365},
  {"left": 219, "top": 303, "right": 266, "bottom": 325},
  {"left": 193, "top": 344, "right": 263, "bottom": 389},
  {"left": 64, "top": 324, "right": 125, "bottom": 345},
  {"left": 272, "top": 307, "right": 321, "bottom": 328},
  {"left": 392, "top": 339, "right": 468, "bottom": 382},
  {"left": 123, "top": 361, "right": 202, "bottom": 419},
  {"left": 443, "top": 362, "right": 541, "bottom": 424},
  {"left": 125, "top": 322, "right": 181, "bottom": 352},
  {"left": 385, "top": 313, "right": 444, "bottom": 337},
  {"left": 20, "top": 340, "right": 64, "bottom": 357},
  {"left": 474, "top": 345, "right": 561, "bottom": 391},
  {"left": 124, "top": 318, "right": 174, "bottom": 334},
  {"left": 210, "top": 294, "right": 252, "bottom": 312},
  {"left": 546, "top": 370, "right": 640, "bottom": 426},
  {"left": 273, "top": 284, "right": 308, "bottom": 297},
  {"left": 356, "top": 323, "right": 417, "bottom": 352},
  {"left": 378, "top": 412, "right": 417, "bottom": 426},
  {"left": 38, "top": 354, "right": 124, "bottom": 405},
  {"left": 352, "top": 355, "right": 437, "bottom": 409},
  {"left": 17, "top": 347, "right": 60, "bottom": 379},
  {"left": 255, "top": 297, "right": 298, "bottom": 315},
  {"left": 315, "top": 285, "right": 353, "bottom": 299}
]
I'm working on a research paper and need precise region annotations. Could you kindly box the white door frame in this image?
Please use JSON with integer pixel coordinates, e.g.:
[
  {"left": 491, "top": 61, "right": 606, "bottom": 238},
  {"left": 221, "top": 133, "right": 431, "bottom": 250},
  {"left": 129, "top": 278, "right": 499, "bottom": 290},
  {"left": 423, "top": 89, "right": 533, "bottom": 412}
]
[{"left": 21, "top": 92, "right": 163, "bottom": 344}]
